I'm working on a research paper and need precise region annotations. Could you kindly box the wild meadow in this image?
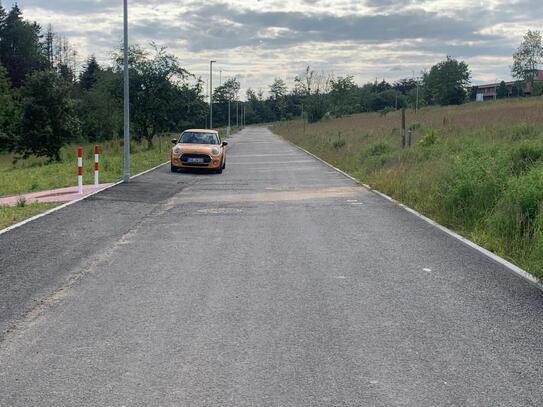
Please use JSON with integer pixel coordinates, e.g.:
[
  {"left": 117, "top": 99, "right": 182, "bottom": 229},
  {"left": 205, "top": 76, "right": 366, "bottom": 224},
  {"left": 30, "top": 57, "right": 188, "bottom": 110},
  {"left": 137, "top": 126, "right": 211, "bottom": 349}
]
[{"left": 272, "top": 98, "right": 543, "bottom": 280}]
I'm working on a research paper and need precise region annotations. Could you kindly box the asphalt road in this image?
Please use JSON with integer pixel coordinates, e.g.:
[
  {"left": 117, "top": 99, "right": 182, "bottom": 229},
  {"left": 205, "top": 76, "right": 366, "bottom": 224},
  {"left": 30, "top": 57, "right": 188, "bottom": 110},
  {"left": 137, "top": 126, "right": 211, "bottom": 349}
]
[{"left": 0, "top": 127, "right": 542, "bottom": 406}]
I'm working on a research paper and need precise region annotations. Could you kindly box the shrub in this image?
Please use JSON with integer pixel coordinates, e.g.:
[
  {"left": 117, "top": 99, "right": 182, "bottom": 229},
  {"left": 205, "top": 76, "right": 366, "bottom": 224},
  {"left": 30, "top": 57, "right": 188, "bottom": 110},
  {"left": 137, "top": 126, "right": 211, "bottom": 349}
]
[
  {"left": 368, "top": 142, "right": 392, "bottom": 156},
  {"left": 418, "top": 128, "right": 438, "bottom": 147},
  {"left": 437, "top": 147, "right": 508, "bottom": 229}
]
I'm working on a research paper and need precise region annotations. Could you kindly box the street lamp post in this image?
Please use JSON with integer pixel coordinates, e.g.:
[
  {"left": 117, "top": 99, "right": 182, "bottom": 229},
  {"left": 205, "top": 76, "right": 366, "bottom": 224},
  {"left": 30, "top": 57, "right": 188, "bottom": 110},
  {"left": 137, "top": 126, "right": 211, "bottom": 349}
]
[
  {"left": 227, "top": 99, "right": 231, "bottom": 137},
  {"left": 209, "top": 60, "right": 216, "bottom": 129},
  {"left": 123, "top": 0, "right": 130, "bottom": 182}
]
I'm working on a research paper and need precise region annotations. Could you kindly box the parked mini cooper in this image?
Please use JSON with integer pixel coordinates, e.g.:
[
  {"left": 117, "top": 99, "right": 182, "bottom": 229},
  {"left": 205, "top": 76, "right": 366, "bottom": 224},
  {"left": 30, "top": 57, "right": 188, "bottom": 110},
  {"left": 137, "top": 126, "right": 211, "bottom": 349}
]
[{"left": 171, "top": 129, "right": 227, "bottom": 173}]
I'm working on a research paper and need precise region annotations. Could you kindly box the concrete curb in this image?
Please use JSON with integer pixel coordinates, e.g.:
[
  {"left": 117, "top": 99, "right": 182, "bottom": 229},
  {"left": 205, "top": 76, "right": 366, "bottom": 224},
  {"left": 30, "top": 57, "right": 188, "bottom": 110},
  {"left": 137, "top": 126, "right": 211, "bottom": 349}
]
[
  {"left": 282, "top": 137, "right": 543, "bottom": 291},
  {"left": 0, "top": 161, "right": 170, "bottom": 237}
]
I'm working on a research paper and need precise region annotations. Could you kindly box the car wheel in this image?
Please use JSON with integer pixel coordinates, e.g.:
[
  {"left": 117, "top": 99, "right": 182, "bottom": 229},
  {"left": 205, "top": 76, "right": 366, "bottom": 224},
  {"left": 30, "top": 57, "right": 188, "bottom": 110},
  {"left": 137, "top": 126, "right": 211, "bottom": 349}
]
[
  {"left": 170, "top": 164, "right": 177, "bottom": 172},
  {"left": 222, "top": 160, "right": 226, "bottom": 169},
  {"left": 216, "top": 167, "right": 223, "bottom": 174}
]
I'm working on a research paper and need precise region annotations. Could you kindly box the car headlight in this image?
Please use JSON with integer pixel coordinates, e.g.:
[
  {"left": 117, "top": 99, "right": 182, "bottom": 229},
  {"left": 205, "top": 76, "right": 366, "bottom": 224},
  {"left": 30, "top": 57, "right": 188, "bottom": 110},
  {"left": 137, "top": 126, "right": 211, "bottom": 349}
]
[
  {"left": 173, "top": 147, "right": 182, "bottom": 154},
  {"left": 211, "top": 146, "right": 220, "bottom": 156}
]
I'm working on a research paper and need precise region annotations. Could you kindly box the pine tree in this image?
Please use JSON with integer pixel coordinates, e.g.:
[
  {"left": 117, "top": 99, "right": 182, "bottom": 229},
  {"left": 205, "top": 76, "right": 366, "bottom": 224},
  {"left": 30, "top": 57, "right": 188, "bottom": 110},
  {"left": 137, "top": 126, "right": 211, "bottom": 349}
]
[
  {"left": 79, "top": 55, "right": 101, "bottom": 91},
  {"left": 0, "top": 63, "right": 19, "bottom": 151},
  {"left": 0, "top": 4, "right": 46, "bottom": 87}
]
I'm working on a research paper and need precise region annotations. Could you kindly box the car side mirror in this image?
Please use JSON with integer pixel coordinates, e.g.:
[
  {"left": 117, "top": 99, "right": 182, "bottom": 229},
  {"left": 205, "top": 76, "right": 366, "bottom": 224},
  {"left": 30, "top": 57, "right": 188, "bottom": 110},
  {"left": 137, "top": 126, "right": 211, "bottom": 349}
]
[
  {"left": 222, "top": 141, "right": 228, "bottom": 146},
  {"left": 171, "top": 139, "right": 178, "bottom": 144}
]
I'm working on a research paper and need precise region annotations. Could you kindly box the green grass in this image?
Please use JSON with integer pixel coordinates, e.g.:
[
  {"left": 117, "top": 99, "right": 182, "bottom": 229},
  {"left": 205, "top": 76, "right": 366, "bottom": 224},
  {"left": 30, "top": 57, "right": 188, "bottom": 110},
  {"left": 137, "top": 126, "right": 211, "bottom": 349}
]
[
  {"left": 271, "top": 97, "right": 543, "bottom": 281},
  {"left": 0, "top": 135, "right": 174, "bottom": 197},
  {"left": 0, "top": 202, "right": 60, "bottom": 229}
]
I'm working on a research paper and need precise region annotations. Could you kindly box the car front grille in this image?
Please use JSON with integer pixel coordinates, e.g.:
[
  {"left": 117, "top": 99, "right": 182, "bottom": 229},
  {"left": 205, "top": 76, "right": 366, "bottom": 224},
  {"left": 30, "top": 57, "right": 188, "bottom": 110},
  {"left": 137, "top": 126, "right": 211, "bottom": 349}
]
[{"left": 180, "top": 153, "right": 212, "bottom": 165}]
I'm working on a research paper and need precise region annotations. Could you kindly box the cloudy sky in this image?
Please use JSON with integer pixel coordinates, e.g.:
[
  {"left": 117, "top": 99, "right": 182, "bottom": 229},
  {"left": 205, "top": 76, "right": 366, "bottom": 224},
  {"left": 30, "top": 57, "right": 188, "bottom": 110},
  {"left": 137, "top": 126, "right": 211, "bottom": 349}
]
[{"left": 10, "top": 0, "right": 543, "bottom": 97}]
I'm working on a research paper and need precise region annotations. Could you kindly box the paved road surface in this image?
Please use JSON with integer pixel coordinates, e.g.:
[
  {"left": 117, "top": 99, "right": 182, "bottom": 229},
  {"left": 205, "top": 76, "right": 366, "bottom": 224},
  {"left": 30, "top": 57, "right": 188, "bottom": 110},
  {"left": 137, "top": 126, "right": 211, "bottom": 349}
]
[{"left": 0, "top": 127, "right": 542, "bottom": 406}]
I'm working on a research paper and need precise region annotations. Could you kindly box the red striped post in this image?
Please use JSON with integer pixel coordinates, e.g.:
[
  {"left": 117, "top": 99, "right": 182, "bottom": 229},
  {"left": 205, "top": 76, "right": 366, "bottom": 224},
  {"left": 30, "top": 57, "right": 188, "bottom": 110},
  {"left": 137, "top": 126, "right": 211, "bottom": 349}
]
[
  {"left": 94, "top": 145, "right": 100, "bottom": 186},
  {"left": 77, "top": 147, "right": 83, "bottom": 194}
]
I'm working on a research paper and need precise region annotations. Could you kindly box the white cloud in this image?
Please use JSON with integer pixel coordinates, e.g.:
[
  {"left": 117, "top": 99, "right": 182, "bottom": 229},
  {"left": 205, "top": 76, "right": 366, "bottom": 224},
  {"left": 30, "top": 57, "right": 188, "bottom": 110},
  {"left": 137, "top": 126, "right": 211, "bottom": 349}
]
[{"left": 8, "top": 0, "right": 543, "bottom": 95}]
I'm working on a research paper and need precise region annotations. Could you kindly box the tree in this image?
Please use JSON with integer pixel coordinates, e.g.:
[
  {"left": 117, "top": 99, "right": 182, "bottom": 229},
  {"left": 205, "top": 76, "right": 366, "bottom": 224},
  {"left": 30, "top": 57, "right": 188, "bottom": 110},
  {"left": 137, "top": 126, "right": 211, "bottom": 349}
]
[
  {"left": 330, "top": 76, "right": 359, "bottom": 117},
  {"left": 294, "top": 66, "right": 332, "bottom": 122},
  {"left": 512, "top": 30, "right": 543, "bottom": 84},
  {"left": 78, "top": 68, "right": 122, "bottom": 141},
  {"left": 393, "top": 78, "right": 417, "bottom": 94},
  {"left": 269, "top": 78, "right": 288, "bottom": 120},
  {"left": 0, "top": 63, "right": 19, "bottom": 151},
  {"left": 0, "top": 5, "right": 46, "bottom": 87},
  {"left": 424, "top": 56, "right": 471, "bottom": 105},
  {"left": 15, "top": 70, "right": 81, "bottom": 161},
  {"left": 79, "top": 55, "right": 101, "bottom": 91},
  {"left": 213, "top": 77, "right": 240, "bottom": 125},
  {"left": 496, "top": 81, "right": 508, "bottom": 99},
  {"left": 115, "top": 44, "right": 205, "bottom": 145}
]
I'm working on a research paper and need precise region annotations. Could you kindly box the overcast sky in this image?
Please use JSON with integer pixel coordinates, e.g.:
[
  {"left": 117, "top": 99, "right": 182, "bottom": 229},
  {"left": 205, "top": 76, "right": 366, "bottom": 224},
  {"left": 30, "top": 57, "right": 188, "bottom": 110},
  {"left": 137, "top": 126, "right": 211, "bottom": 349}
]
[{"left": 10, "top": 0, "right": 543, "bottom": 97}]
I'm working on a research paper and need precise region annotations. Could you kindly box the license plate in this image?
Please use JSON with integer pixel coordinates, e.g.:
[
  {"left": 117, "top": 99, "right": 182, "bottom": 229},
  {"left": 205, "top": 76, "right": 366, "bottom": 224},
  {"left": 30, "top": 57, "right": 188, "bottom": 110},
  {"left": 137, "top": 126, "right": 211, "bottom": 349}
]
[{"left": 187, "top": 157, "right": 204, "bottom": 163}]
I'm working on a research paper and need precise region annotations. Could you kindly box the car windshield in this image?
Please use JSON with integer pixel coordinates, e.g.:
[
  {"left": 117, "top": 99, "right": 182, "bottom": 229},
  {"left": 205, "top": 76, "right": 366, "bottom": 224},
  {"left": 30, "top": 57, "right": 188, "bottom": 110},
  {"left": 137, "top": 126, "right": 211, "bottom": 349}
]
[{"left": 179, "top": 132, "right": 219, "bottom": 145}]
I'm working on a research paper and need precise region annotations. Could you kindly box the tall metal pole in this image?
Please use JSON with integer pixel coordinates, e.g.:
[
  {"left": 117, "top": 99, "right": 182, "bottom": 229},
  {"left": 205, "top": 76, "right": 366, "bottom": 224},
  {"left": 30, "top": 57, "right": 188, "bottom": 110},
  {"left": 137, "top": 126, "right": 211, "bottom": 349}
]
[
  {"left": 123, "top": 0, "right": 130, "bottom": 182},
  {"left": 209, "top": 60, "right": 216, "bottom": 129},
  {"left": 227, "top": 99, "right": 231, "bottom": 137}
]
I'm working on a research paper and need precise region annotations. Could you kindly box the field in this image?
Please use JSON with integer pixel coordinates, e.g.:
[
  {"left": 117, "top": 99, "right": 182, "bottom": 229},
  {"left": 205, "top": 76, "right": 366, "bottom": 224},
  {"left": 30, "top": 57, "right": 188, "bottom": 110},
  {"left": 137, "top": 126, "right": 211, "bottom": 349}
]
[{"left": 271, "top": 98, "right": 543, "bottom": 280}]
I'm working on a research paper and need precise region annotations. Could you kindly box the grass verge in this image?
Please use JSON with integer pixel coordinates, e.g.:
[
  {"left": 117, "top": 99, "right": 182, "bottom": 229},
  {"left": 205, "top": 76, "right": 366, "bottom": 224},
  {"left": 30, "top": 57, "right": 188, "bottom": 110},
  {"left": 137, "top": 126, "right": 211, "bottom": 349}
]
[
  {"left": 271, "top": 98, "right": 543, "bottom": 281},
  {"left": 0, "top": 202, "right": 60, "bottom": 230}
]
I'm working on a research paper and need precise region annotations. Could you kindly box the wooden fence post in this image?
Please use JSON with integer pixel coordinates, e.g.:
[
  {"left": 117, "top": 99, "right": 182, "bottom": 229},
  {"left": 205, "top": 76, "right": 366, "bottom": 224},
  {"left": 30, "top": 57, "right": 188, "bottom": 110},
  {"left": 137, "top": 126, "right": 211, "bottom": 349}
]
[{"left": 401, "top": 108, "right": 406, "bottom": 148}]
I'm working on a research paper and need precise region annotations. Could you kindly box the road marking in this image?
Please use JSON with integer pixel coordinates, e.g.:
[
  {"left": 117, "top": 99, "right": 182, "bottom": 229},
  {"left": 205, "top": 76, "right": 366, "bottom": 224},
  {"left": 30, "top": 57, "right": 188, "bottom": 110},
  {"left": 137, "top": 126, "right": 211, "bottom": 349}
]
[{"left": 423, "top": 268, "right": 432, "bottom": 272}]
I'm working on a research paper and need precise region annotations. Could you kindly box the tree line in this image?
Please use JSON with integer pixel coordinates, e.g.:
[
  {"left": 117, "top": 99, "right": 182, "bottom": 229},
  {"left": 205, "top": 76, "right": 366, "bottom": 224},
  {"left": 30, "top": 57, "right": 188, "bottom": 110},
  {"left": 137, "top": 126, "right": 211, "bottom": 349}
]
[
  {"left": 0, "top": 4, "right": 208, "bottom": 161},
  {"left": 0, "top": 2, "right": 540, "bottom": 161}
]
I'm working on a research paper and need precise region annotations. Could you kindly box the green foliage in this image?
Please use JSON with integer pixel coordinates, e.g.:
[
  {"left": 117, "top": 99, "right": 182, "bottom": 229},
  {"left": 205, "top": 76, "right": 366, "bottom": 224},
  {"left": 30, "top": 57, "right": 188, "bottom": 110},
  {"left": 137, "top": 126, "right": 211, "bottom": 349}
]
[
  {"left": 15, "top": 70, "right": 81, "bottom": 161},
  {"left": 115, "top": 45, "right": 207, "bottom": 144},
  {"left": 368, "top": 142, "right": 392, "bottom": 156},
  {"left": 496, "top": 81, "right": 508, "bottom": 99},
  {"left": 424, "top": 56, "right": 471, "bottom": 105},
  {"left": 507, "top": 122, "right": 538, "bottom": 141},
  {"left": 78, "top": 69, "right": 122, "bottom": 141},
  {"left": 330, "top": 76, "right": 359, "bottom": 117},
  {"left": 512, "top": 30, "right": 543, "bottom": 83},
  {"left": 532, "top": 81, "right": 543, "bottom": 96},
  {"left": 418, "top": 128, "right": 438, "bottom": 147},
  {"left": 488, "top": 165, "right": 543, "bottom": 243},
  {"left": 79, "top": 55, "right": 101, "bottom": 91},
  {"left": 0, "top": 5, "right": 46, "bottom": 87},
  {"left": 0, "top": 63, "right": 19, "bottom": 151},
  {"left": 509, "top": 143, "right": 543, "bottom": 175}
]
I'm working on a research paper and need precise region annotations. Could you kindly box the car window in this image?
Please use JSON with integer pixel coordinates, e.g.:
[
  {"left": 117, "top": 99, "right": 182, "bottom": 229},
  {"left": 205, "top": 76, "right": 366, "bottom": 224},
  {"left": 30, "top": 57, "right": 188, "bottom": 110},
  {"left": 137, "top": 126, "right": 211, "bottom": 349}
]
[{"left": 180, "top": 132, "right": 219, "bottom": 144}]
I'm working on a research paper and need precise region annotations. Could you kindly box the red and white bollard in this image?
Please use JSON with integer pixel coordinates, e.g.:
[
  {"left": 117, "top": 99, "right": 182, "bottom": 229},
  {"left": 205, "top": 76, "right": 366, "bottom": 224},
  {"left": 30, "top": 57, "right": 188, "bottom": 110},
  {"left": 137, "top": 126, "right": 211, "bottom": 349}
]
[
  {"left": 77, "top": 147, "right": 83, "bottom": 194},
  {"left": 94, "top": 145, "right": 100, "bottom": 186}
]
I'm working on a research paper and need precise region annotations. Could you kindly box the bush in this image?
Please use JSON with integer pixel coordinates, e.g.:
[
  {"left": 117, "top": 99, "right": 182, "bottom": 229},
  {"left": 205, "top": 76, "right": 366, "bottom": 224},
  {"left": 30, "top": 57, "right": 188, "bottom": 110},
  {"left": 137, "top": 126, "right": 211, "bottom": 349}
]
[
  {"left": 418, "top": 128, "right": 438, "bottom": 147},
  {"left": 368, "top": 142, "right": 392, "bottom": 156},
  {"left": 437, "top": 147, "right": 508, "bottom": 229}
]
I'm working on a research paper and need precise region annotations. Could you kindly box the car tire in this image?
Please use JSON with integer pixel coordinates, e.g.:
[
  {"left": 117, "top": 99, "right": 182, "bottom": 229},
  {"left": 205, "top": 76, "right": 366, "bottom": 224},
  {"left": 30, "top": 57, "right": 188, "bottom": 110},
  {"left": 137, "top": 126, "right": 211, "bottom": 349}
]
[
  {"left": 216, "top": 167, "right": 223, "bottom": 174},
  {"left": 171, "top": 164, "right": 177, "bottom": 172},
  {"left": 222, "top": 160, "right": 226, "bottom": 169}
]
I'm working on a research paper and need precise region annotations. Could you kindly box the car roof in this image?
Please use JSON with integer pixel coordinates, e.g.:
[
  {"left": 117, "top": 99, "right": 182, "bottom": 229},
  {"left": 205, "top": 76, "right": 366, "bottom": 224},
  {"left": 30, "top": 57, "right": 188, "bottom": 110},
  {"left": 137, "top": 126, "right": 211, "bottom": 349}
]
[{"left": 183, "top": 129, "right": 218, "bottom": 134}]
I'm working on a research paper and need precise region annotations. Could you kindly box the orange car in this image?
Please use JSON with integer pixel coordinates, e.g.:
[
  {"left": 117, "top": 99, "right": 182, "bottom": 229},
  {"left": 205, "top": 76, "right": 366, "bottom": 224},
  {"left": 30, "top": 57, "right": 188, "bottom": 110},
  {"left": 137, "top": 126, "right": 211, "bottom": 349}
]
[{"left": 170, "top": 129, "right": 227, "bottom": 173}]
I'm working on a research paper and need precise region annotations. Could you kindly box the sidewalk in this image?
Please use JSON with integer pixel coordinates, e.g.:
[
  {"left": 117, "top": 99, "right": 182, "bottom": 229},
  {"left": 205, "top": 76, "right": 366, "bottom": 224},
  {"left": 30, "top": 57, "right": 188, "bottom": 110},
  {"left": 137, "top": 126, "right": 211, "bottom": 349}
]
[{"left": 0, "top": 184, "right": 115, "bottom": 206}]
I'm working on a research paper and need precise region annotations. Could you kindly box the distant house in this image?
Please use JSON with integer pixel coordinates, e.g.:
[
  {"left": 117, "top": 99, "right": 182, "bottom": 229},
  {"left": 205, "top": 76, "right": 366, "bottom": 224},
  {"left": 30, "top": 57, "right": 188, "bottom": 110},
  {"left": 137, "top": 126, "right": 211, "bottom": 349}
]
[{"left": 475, "top": 69, "right": 543, "bottom": 101}]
